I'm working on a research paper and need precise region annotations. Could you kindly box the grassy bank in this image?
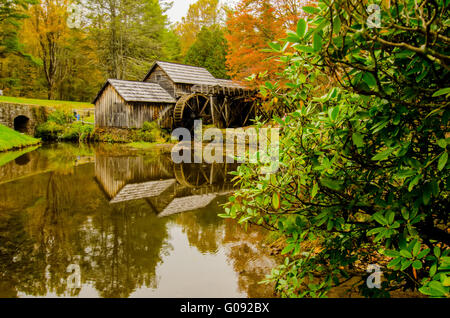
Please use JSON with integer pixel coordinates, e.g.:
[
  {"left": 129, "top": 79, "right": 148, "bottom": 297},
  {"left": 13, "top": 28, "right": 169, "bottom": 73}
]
[
  {"left": 0, "top": 146, "right": 39, "bottom": 167},
  {"left": 126, "top": 141, "right": 176, "bottom": 150},
  {"left": 0, "top": 96, "right": 93, "bottom": 110},
  {"left": 0, "top": 124, "right": 41, "bottom": 152}
]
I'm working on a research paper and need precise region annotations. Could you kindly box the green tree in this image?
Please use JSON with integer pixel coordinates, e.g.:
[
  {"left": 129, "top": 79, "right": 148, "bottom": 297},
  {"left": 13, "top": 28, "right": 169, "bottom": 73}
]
[
  {"left": 161, "top": 28, "right": 182, "bottom": 63},
  {"left": 0, "top": 0, "right": 36, "bottom": 57},
  {"left": 222, "top": 0, "right": 449, "bottom": 298},
  {"left": 175, "top": 0, "right": 222, "bottom": 54},
  {"left": 86, "top": 0, "right": 173, "bottom": 80},
  {"left": 184, "top": 26, "right": 228, "bottom": 79}
]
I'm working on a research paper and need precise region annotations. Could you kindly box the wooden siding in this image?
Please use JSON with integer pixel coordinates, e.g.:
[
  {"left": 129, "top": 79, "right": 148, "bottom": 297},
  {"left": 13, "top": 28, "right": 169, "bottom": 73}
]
[
  {"left": 175, "top": 83, "right": 194, "bottom": 97},
  {"left": 95, "top": 85, "right": 125, "bottom": 128},
  {"left": 95, "top": 84, "right": 174, "bottom": 128},
  {"left": 145, "top": 65, "right": 175, "bottom": 97}
]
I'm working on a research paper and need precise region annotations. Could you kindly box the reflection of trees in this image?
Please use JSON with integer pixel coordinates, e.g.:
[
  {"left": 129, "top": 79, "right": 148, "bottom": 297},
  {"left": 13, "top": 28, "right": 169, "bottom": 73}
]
[
  {"left": 83, "top": 201, "right": 169, "bottom": 298},
  {"left": 176, "top": 196, "right": 277, "bottom": 298},
  {"left": 222, "top": 219, "right": 277, "bottom": 298},
  {"left": 34, "top": 170, "right": 80, "bottom": 296},
  {"left": 0, "top": 160, "right": 170, "bottom": 298},
  {"left": 175, "top": 206, "right": 223, "bottom": 254},
  {"left": 0, "top": 210, "right": 46, "bottom": 297}
]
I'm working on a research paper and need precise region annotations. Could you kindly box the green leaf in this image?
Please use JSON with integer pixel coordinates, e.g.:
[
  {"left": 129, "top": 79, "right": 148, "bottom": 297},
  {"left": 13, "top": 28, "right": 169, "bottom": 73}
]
[
  {"left": 313, "top": 32, "right": 322, "bottom": 51},
  {"left": 386, "top": 211, "right": 395, "bottom": 224},
  {"left": 367, "top": 227, "right": 383, "bottom": 236},
  {"left": 412, "top": 260, "right": 422, "bottom": 269},
  {"left": 372, "top": 148, "right": 395, "bottom": 161},
  {"left": 328, "top": 106, "right": 339, "bottom": 121},
  {"left": 293, "top": 45, "right": 315, "bottom": 53},
  {"left": 333, "top": 16, "right": 341, "bottom": 34},
  {"left": 434, "top": 246, "right": 441, "bottom": 258},
  {"left": 437, "top": 139, "right": 448, "bottom": 149},
  {"left": 429, "top": 281, "right": 448, "bottom": 296},
  {"left": 438, "top": 152, "right": 448, "bottom": 171},
  {"left": 352, "top": 133, "right": 364, "bottom": 148},
  {"left": 417, "top": 248, "right": 430, "bottom": 259},
  {"left": 281, "top": 244, "right": 295, "bottom": 255},
  {"left": 270, "top": 174, "right": 277, "bottom": 186},
  {"left": 372, "top": 213, "right": 387, "bottom": 225},
  {"left": 286, "top": 32, "right": 301, "bottom": 43},
  {"left": 408, "top": 175, "right": 420, "bottom": 192},
  {"left": 383, "top": 250, "right": 400, "bottom": 257},
  {"left": 432, "top": 87, "right": 450, "bottom": 97},
  {"left": 430, "top": 264, "right": 437, "bottom": 276},
  {"left": 297, "top": 19, "right": 307, "bottom": 38},
  {"left": 422, "top": 184, "right": 432, "bottom": 205},
  {"left": 388, "top": 257, "right": 401, "bottom": 268},
  {"left": 320, "top": 178, "right": 343, "bottom": 191},
  {"left": 272, "top": 192, "right": 281, "bottom": 210},
  {"left": 302, "top": 6, "right": 320, "bottom": 14},
  {"left": 268, "top": 42, "right": 282, "bottom": 52},
  {"left": 311, "top": 182, "right": 319, "bottom": 199},
  {"left": 400, "top": 250, "right": 412, "bottom": 258},
  {"left": 362, "top": 72, "right": 377, "bottom": 87},
  {"left": 400, "top": 259, "right": 413, "bottom": 270}
]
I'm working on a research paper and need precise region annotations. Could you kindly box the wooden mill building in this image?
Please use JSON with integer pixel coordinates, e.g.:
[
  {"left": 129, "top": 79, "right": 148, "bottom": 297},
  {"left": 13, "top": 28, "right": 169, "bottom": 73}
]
[{"left": 93, "top": 61, "right": 256, "bottom": 130}]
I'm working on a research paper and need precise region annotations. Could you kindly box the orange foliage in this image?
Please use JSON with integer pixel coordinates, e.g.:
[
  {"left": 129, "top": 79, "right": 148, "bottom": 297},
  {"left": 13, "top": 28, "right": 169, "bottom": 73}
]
[
  {"left": 22, "top": 0, "right": 70, "bottom": 99},
  {"left": 225, "top": 0, "right": 315, "bottom": 87}
]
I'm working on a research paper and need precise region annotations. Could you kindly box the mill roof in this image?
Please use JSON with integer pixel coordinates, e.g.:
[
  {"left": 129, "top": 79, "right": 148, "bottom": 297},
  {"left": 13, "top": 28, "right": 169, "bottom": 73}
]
[
  {"left": 93, "top": 79, "right": 176, "bottom": 104},
  {"left": 144, "top": 61, "right": 219, "bottom": 86}
]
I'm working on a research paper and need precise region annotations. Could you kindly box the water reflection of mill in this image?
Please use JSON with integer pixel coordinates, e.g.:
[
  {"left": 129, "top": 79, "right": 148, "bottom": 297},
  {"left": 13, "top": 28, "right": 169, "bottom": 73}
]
[{"left": 94, "top": 153, "right": 237, "bottom": 218}]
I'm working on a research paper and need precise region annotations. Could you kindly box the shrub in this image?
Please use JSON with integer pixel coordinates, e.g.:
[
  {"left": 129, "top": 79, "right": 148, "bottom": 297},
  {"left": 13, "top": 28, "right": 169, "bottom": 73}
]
[
  {"left": 134, "top": 121, "right": 168, "bottom": 143},
  {"left": 47, "top": 109, "right": 73, "bottom": 125},
  {"left": 36, "top": 121, "right": 93, "bottom": 142},
  {"left": 35, "top": 121, "right": 65, "bottom": 141},
  {"left": 221, "top": 0, "right": 449, "bottom": 298},
  {"left": 60, "top": 122, "right": 94, "bottom": 142}
]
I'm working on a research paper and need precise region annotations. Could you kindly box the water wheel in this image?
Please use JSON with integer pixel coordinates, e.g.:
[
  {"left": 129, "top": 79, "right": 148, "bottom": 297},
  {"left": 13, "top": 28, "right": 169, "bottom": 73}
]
[
  {"left": 174, "top": 163, "right": 211, "bottom": 188},
  {"left": 173, "top": 93, "right": 211, "bottom": 129}
]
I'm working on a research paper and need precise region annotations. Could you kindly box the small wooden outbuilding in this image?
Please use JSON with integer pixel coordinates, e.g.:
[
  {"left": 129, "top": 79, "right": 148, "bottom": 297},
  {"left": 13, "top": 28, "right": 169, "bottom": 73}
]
[{"left": 93, "top": 79, "right": 176, "bottom": 128}]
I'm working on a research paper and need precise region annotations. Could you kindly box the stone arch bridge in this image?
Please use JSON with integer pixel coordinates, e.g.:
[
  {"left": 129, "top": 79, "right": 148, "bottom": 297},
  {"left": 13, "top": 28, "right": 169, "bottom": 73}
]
[{"left": 0, "top": 102, "right": 50, "bottom": 135}]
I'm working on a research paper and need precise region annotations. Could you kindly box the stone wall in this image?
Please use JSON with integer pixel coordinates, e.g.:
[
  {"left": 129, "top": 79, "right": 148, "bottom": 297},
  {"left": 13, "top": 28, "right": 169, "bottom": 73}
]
[{"left": 0, "top": 102, "right": 50, "bottom": 135}]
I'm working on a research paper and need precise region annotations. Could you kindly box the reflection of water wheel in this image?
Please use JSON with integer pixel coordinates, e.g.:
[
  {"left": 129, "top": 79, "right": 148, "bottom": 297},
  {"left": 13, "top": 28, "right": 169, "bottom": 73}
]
[
  {"left": 174, "top": 163, "right": 211, "bottom": 188},
  {"left": 174, "top": 93, "right": 211, "bottom": 129}
]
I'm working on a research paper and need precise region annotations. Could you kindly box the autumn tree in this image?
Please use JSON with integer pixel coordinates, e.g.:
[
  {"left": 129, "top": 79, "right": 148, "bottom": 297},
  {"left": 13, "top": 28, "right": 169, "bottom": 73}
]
[
  {"left": 184, "top": 26, "right": 228, "bottom": 79},
  {"left": 86, "top": 0, "right": 174, "bottom": 80},
  {"left": 23, "top": 0, "right": 71, "bottom": 99},
  {"left": 175, "top": 0, "right": 222, "bottom": 55},
  {"left": 1, "top": 0, "right": 104, "bottom": 101},
  {"left": 225, "top": 0, "right": 285, "bottom": 86},
  {"left": 225, "top": 0, "right": 314, "bottom": 86}
]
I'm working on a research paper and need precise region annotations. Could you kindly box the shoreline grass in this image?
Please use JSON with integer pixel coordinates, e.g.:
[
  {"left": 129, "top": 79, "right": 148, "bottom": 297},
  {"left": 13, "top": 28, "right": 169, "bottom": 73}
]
[
  {"left": 125, "top": 141, "right": 175, "bottom": 150},
  {"left": 0, "top": 96, "right": 93, "bottom": 110},
  {"left": 0, "top": 146, "right": 39, "bottom": 167},
  {"left": 0, "top": 124, "right": 41, "bottom": 152}
]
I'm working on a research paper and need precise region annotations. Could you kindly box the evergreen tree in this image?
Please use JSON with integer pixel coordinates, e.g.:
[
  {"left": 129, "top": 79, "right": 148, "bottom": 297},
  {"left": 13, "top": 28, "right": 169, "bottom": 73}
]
[{"left": 184, "top": 26, "right": 228, "bottom": 79}]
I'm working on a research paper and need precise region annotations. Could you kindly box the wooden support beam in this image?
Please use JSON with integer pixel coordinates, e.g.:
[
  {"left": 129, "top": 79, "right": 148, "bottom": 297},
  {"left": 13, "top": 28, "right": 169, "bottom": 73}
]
[
  {"left": 210, "top": 95, "right": 216, "bottom": 126},
  {"left": 242, "top": 100, "right": 257, "bottom": 127}
]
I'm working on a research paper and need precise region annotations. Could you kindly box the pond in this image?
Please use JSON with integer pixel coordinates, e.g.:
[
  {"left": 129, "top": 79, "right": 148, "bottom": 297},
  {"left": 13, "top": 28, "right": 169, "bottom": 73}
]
[{"left": 0, "top": 143, "right": 277, "bottom": 298}]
